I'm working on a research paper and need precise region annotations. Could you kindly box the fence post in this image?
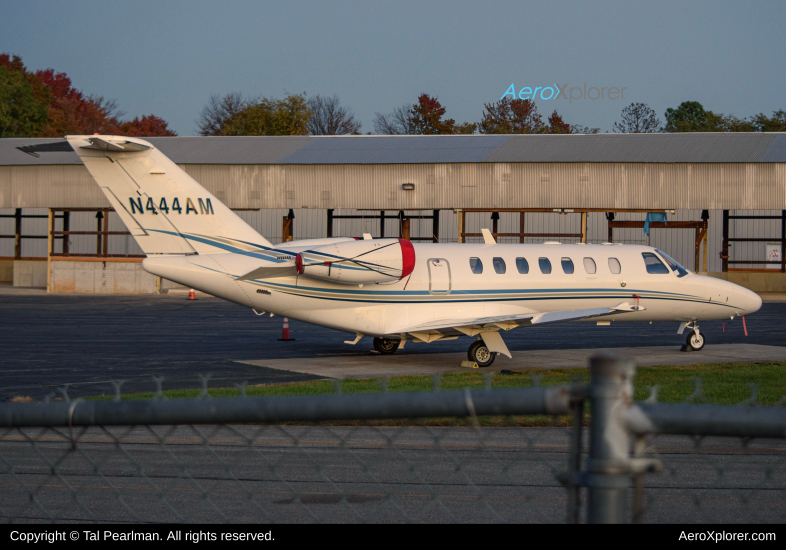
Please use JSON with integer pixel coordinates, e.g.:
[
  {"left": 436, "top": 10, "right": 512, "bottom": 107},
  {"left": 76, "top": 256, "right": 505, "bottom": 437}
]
[{"left": 587, "top": 354, "right": 635, "bottom": 524}]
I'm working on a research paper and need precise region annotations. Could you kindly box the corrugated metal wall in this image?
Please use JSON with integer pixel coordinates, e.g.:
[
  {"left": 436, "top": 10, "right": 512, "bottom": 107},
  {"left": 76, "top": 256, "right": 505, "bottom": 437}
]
[
  {"left": 2, "top": 207, "right": 782, "bottom": 274},
  {"left": 2, "top": 162, "right": 785, "bottom": 210}
]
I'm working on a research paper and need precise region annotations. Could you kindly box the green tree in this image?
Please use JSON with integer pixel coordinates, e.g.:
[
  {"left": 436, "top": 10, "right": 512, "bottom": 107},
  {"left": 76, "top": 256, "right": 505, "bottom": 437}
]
[
  {"left": 664, "top": 101, "right": 712, "bottom": 132},
  {"left": 752, "top": 110, "right": 786, "bottom": 132},
  {"left": 222, "top": 94, "right": 312, "bottom": 136},
  {"left": 0, "top": 66, "right": 50, "bottom": 137}
]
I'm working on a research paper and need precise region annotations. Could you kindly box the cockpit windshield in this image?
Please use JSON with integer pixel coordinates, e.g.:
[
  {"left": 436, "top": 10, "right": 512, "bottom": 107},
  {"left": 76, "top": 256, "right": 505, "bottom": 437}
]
[{"left": 655, "top": 249, "right": 689, "bottom": 277}]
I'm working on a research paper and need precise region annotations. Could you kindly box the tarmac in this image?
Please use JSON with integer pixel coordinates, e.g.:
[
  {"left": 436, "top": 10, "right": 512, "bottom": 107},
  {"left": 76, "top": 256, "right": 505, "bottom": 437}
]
[{"left": 238, "top": 343, "right": 786, "bottom": 379}]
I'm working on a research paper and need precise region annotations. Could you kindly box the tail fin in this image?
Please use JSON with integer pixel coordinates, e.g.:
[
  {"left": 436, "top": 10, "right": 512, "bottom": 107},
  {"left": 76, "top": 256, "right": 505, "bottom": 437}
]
[{"left": 66, "top": 135, "right": 272, "bottom": 255}]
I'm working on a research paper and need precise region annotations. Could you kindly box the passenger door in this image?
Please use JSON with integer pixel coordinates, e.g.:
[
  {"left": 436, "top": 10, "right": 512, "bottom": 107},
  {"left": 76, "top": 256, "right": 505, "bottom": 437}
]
[{"left": 428, "top": 258, "right": 451, "bottom": 295}]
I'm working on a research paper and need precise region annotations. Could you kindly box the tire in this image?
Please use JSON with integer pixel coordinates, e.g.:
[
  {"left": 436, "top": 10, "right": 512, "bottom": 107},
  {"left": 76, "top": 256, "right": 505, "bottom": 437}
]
[
  {"left": 686, "top": 330, "right": 706, "bottom": 351},
  {"left": 373, "top": 337, "right": 400, "bottom": 355},
  {"left": 468, "top": 340, "right": 496, "bottom": 367}
]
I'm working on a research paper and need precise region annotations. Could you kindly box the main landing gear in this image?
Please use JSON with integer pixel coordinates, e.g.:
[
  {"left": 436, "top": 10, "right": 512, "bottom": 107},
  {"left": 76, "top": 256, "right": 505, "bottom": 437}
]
[
  {"left": 373, "top": 337, "right": 400, "bottom": 355},
  {"left": 468, "top": 340, "right": 497, "bottom": 367}
]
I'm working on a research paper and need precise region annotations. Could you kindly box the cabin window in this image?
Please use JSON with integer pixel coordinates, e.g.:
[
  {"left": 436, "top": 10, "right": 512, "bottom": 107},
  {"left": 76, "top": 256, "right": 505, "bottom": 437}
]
[
  {"left": 642, "top": 252, "right": 670, "bottom": 274},
  {"left": 538, "top": 258, "right": 552, "bottom": 274},
  {"left": 493, "top": 257, "right": 506, "bottom": 274},
  {"left": 608, "top": 257, "right": 621, "bottom": 274},
  {"left": 470, "top": 257, "right": 483, "bottom": 274},
  {"left": 583, "top": 257, "right": 597, "bottom": 274},
  {"left": 655, "top": 249, "right": 689, "bottom": 277},
  {"left": 561, "top": 258, "right": 574, "bottom": 274},
  {"left": 516, "top": 257, "right": 529, "bottom": 274}
]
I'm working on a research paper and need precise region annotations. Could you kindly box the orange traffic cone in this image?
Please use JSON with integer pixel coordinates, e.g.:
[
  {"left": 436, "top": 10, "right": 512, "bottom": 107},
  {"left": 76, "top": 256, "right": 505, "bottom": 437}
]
[
  {"left": 187, "top": 288, "right": 197, "bottom": 300},
  {"left": 277, "top": 317, "right": 295, "bottom": 341}
]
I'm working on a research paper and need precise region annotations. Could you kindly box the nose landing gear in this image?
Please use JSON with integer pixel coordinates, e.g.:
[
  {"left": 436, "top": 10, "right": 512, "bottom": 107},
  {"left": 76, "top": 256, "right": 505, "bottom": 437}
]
[
  {"left": 680, "top": 321, "right": 706, "bottom": 351},
  {"left": 468, "top": 340, "right": 497, "bottom": 367}
]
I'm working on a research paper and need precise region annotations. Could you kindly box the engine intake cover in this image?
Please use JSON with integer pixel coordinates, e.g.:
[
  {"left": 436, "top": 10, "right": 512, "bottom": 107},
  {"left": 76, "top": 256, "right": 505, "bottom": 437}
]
[{"left": 296, "top": 238, "right": 415, "bottom": 284}]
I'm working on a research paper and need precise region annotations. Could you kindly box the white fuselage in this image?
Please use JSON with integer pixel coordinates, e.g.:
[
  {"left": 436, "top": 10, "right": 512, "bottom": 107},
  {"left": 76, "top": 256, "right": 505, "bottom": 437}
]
[{"left": 143, "top": 242, "right": 762, "bottom": 338}]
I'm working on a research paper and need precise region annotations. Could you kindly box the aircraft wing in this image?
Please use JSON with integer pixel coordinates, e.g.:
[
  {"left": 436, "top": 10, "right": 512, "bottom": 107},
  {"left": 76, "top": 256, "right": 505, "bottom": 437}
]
[{"left": 392, "top": 302, "right": 645, "bottom": 357}]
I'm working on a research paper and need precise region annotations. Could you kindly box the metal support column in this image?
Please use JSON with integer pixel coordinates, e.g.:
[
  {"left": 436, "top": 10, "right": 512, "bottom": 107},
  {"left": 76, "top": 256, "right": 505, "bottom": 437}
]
[
  {"left": 581, "top": 212, "right": 588, "bottom": 243},
  {"left": 95, "top": 211, "right": 104, "bottom": 254},
  {"left": 519, "top": 212, "right": 525, "bottom": 243},
  {"left": 606, "top": 212, "right": 614, "bottom": 243},
  {"left": 587, "top": 355, "right": 635, "bottom": 524},
  {"left": 721, "top": 210, "right": 729, "bottom": 272},
  {"left": 457, "top": 210, "right": 464, "bottom": 243},
  {"left": 781, "top": 210, "right": 785, "bottom": 273},
  {"left": 62, "top": 211, "right": 70, "bottom": 255},
  {"left": 379, "top": 211, "right": 385, "bottom": 238},
  {"left": 102, "top": 211, "right": 109, "bottom": 256},
  {"left": 14, "top": 208, "right": 22, "bottom": 260},
  {"left": 491, "top": 211, "right": 499, "bottom": 238},
  {"left": 46, "top": 209, "right": 53, "bottom": 294},
  {"left": 326, "top": 209, "right": 334, "bottom": 238},
  {"left": 432, "top": 210, "right": 439, "bottom": 243}
]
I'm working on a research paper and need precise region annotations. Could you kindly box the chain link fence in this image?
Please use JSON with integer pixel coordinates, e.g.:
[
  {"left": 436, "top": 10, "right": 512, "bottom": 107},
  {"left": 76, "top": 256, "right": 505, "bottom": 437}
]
[{"left": 1, "top": 359, "right": 785, "bottom": 524}]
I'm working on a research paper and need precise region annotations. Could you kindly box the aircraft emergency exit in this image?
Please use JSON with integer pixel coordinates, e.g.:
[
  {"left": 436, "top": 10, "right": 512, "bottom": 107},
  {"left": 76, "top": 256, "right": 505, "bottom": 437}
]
[{"left": 23, "top": 136, "right": 762, "bottom": 366}]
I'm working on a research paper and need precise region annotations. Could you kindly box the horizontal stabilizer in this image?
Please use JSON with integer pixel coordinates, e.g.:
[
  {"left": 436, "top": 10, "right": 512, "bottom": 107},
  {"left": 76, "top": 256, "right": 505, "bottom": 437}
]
[{"left": 236, "top": 264, "right": 297, "bottom": 281}]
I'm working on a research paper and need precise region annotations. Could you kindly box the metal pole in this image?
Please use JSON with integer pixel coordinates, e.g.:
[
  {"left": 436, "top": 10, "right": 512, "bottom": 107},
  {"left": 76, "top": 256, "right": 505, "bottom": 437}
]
[
  {"left": 326, "top": 209, "right": 334, "bottom": 238},
  {"left": 102, "top": 210, "right": 109, "bottom": 256},
  {"left": 519, "top": 211, "right": 525, "bottom": 243},
  {"left": 62, "top": 211, "right": 70, "bottom": 255},
  {"left": 587, "top": 354, "right": 635, "bottom": 524},
  {"left": 491, "top": 211, "right": 499, "bottom": 237},
  {"left": 722, "top": 210, "right": 729, "bottom": 272},
  {"left": 567, "top": 394, "right": 585, "bottom": 524},
  {"left": 95, "top": 211, "right": 103, "bottom": 254},
  {"left": 457, "top": 209, "right": 464, "bottom": 243},
  {"left": 781, "top": 210, "right": 785, "bottom": 273},
  {"left": 432, "top": 209, "right": 439, "bottom": 243},
  {"left": 581, "top": 212, "right": 587, "bottom": 243},
  {"left": 47, "top": 209, "right": 53, "bottom": 294},
  {"left": 14, "top": 208, "right": 21, "bottom": 260}
]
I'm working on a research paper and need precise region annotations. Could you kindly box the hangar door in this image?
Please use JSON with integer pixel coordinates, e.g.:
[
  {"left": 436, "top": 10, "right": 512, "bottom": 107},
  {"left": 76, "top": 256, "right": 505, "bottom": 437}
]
[{"left": 428, "top": 258, "right": 451, "bottom": 295}]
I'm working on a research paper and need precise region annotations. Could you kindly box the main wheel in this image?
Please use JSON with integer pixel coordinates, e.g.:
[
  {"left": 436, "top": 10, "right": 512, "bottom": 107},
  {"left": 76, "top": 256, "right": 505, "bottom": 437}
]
[
  {"left": 373, "top": 337, "right": 400, "bottom": 355},
  {"left": 468, "top": 340, "right": 496, "bottom": 367},
  {"left": 686, "top": 330, "right": 706, "bottom": 351}
]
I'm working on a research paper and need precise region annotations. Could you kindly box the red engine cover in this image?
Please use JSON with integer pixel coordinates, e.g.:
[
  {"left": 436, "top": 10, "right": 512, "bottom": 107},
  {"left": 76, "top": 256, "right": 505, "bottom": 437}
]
[{"left": 398, "top": 238, "right": 415, "bottom": 279}]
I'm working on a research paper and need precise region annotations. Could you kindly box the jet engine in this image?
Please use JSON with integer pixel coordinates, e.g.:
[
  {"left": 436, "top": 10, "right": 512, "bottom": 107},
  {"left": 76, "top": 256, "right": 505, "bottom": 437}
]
[{"left": 295, "top": 238, "right": 415, "bottom": 285}]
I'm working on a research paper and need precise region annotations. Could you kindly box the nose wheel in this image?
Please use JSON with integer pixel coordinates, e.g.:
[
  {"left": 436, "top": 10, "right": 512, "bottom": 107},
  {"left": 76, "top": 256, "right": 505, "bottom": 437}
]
[
  {"left": 686, "top": 330, "right": 706, "bottom": 351},
  {"left": 373, "top": 337, "right": 400, "bottom": 355},
  {"left": 468, "top": 340, "right": 496, "bottom": 367}
]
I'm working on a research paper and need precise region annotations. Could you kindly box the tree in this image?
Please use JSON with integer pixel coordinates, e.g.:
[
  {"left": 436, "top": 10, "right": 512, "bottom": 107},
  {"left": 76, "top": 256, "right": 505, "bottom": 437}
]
[
  {"left": 0, "top": 66, "right": 50, "bottom": 137},
  {"left": 613, "top": 102, "right": 660, "bottom": 133},
  {"left": 543, "top": 110, "right": 571, "bottom": 134},
  {"left": 374, "top": 94, "right": 474, "bottom": 135},
  {"left": 479, "top": 98, "right": 544, "bottom": 134},
  {"left": 196, "top": 92, "right": 249, "bottom": 136},
  {"left": 115, "top": 115, "right": 177, "bottom": 137},
  {"left": 221, "top": 93, "right": 312, "bottom": 136},
  {"left": 663, "top": 101, "right": 710, "bottom": 132},
  {"left": 570, "top": 125, "right": 600, "bottom": 134},
  {"left": 307, "top": 94, "right": 361, "bottom": 135},
  {"left": 752, "top": 110, "right": 786, "bottom": 132},
  {"left": 373, "top": 105, "right": 417, "bottom": 135}
]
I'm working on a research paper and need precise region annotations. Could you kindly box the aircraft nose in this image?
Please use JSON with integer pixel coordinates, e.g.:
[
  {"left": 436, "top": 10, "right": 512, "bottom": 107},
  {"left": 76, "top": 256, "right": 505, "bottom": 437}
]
[{"left": 738, "top": 287, "right": 762, "bottom": 315}]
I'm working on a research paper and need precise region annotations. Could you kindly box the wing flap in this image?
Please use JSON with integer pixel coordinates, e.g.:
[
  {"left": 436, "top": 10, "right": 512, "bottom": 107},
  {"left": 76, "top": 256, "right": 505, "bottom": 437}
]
[{"left": 395, "top": 302, "right": 644, "bottom": 335}]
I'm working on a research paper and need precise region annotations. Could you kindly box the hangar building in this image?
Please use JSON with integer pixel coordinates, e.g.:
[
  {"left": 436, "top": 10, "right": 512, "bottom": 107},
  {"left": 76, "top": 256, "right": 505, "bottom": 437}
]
[{"left": 1, "top": 133, "right": 785, "bottom": 294}]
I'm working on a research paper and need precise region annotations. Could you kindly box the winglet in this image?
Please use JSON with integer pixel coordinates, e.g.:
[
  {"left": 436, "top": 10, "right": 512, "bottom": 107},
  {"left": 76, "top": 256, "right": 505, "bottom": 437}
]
[{"left": 481, "top": 228, "right": 496, "bottom": 244}]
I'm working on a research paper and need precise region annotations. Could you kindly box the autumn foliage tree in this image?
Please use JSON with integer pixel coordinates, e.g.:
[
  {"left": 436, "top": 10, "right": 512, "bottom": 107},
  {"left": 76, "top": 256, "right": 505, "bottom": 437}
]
[
  {"left": 0, "top": 53, "right": 176, "bottom": 137},
  {"left": 374, "top": 94, "right": 475, "bottom": 134},
  {"left": 479, "top": 98, "right": 544, "bottom": 134}
]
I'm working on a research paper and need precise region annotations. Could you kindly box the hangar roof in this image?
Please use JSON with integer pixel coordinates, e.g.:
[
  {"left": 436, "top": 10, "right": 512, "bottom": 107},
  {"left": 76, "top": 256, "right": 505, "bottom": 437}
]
[{"left": 1, "top": 133, "right": 785, "bottom": 166}]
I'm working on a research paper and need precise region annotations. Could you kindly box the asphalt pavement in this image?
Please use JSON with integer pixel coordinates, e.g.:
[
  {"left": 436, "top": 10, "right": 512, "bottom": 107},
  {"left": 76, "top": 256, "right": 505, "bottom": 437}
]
[
  {"left": 1, "top": 293, "right": 785, "bottom": 400},
  {"left": 1, "top": 426, "right": 783, "bottom": 523}
]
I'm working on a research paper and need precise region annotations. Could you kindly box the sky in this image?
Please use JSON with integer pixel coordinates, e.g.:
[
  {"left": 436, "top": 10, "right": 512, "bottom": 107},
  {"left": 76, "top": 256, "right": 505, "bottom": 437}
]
[{"left": 3, "top": 0, "right": 785, "bottom": 135}]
